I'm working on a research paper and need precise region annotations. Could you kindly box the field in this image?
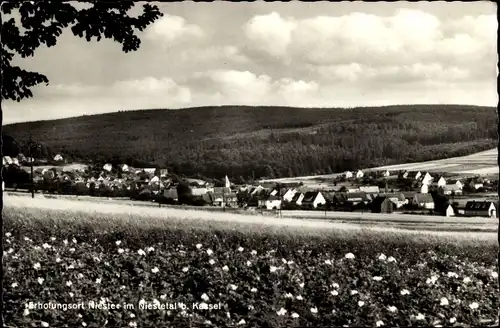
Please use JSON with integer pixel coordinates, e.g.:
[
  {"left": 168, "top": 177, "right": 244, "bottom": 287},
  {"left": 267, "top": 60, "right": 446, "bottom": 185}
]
[
  {"left": 261, "top": 148, "right": 499, "bottom": 189},
  {"left": 4, "top": 196, "right": 499, "bottom": 327}
]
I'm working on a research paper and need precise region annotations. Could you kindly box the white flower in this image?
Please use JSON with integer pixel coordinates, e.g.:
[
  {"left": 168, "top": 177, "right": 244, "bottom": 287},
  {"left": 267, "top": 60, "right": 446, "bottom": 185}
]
[
  {"left": 116, "top": 241, "right": 122, "bottom": 246},
  {"left": 358, "top": 301, "right": 365, "bottom": 307},
  {"left": 276, "top": 308, "right": 287, "bottom": 316},
  {"left": 72, "top": 238, "right": 77, "bottom": 244},
  {"left": 68, "top": 265, "right": 75, "bottom": 270},
  {"left": 229, "top": 284, "right": 238, "bottom": 290},
  {"left": 416, "top": 313, "right": 425, "bottom": 320},
  {"left": 491, "top": 271, "right": 498, "bottom": 279},
  {"left": 206, "top": 249, "right": 213, "bottom": 256},
  {"left": 63, "top": 239, "right": 68, "bottom": 245},
  {"left": 159, "top": 294, "right": 167, "bottom": 300},
  {"left": 56, "top": 258, "right": 61, "bottom": 263},
  {"left": 351, "top": 290, "right": 358, "bottom": 295},
  {"left": 400, "top": 289, "right": 410, "bottom": 295},
  {"left": 440, "top": 297, "right": 449, "bottom": 306},
  {"left": 248, "top": 305, "right": 255, "bottom": 310},
  {"left": 426, "top": 275, "right": 439, "bottom": 285},
  {"left": 285, "top": 293, "right": 293, "bottom": 299},
  {"left": 7, "top": 248, "right": 14, "bottom": 254},
  {"left": 282, "top": 258, "right": 287, "bottom": 264},
  {"left": 129, "top": 322, "right": 137, "bottom": 327},
  {"left": 463, "top": 277, "right": 471, "bottom": 284},
  {"left": 42, "top": 243, "right": 51, "bottom": 249},
  {"left": 201, "top": 293, "right": 209, "bottom": 301},
  {"left": 270, "top": 266, "right": 278, "bottom": 273},
  {"left": 120, "top": 286, "right": 126, "bottom": 290},
  {"left": 373, "top": 276, "right": 383, "bottom": 281},
  {"left": 345, "top": 253, "right": 355, "bottom": 259},
  {"left": 246, "top": 261, "right": 252, "bottom": 266},
  {"left": 182, "top": 267, "right": 189, "bottom": 272},
  {"left": 11, "top": 282, "right": 18, "bottom": 288},
  {"left": 311, "top": 307, "right": 318, "bottom": 313},
  {"left": 50, "top": 237, "right": 56, "bottom": 241},
  {"left": 33, "top": 262, "right": 41, "bottom": 270},
  {"left": 5, "top": 232, "right": 11, "bottom": 237},
  {"left": 151, "top": 267, "right": 159, "bottom": 274},
  {"left": 96, "top": 278, "right": 102, "bottom": 284},
  {"left": 34, "top": 246, "right": 41, "bottom": 250},
  {"left": 41, "top": 322, "right": 49, "bottom": 327},
  {"left": 66, "top": 281, "right": 72, "bottom": 287},
  {"left": 204, "top": 320, "right": 212, "bottom": 325},
  {"left": 118, "top": 248, "right": 124, "bottom": 254},
  {"left": 238, "top": 247, "right": 244, "bottom": 252},
  {"left": 82, "top": 323, "right": 87, "bottom": 327},
  {"left": 325, "top": 259, "right": 332, "bottom": 265},
  {"left": 449, "top": 317, "right": 456, "bottom": 324},
  {"left": 296, "top": 295, "right": 303, "bottom": 300},
  {"left": 291, "top": 312, "right": 300, "bottom": 318},
  {"left": 37, "top": 277, "right": 45, "bottom": 285},
  {"left": 388, "top": 306, "right": 397, "bottom": 312},
  {"left": 251, "top": 250, "right": 257, "bottom": 255},
  {"left": 387, "top": 256, "right": 396, "bottom": 263},
  {"left": 23, "top": 308, "right": 30, "bottom": 316},
  {"left": 209, "top": 259, "right": 215, "bottom": 265},
  {"left": 447, "top": 272, "right": 458, "bottom": 278},
  {"left": 330, "top": 290, "right": 339, "bottom": 296},
  {"left": 196, "top": 243, "right": 202, "bottom": 249},
  {"left": 376, "top": 320, "right": 384, "bottom": 327},
  {"left": 378, "top": 254, "right": 387, "bottom": 261},
  {"left": 137, "top": 249, "right": 146, "bottom": 256},
  {"left": 299, "top": 282, "right": 305, "bottom": 288},
  {"left": 69, "top": 248, "right": 75, "bottom": 252},
  {"left": 130, "top": 313, "right": 135, "bottom": 318},
  {"left": 69, "top": 292, "right": 74, "bottom": 297},
  {"left": 24, "top": 237, "right": 32, "bottom": 242},
  {"left": 237, "top": 319, "right": 246, "bottom": 325},
  {"left": 469, "top": 302, "right": 479, "bottom": 309},
  {"left": 146, "top": 247, "right": 154, "bottom": 252},
  {"left": 250, "top": 287, "right": 258, "bottom": 293},
  {"left": 222, "top": 265, "right": 229, "bottom": 272},
  {"left": 331, "top": 282, "right": 339, "bottom": 288},
  {"left": 77, "top": 314, "right": 83, "bottom": 318}
]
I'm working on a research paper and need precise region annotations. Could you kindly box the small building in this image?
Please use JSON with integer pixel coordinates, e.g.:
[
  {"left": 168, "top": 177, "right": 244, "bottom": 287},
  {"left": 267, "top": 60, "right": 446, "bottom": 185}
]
[
  {"left": 412, "top": 193, "right": 435, "bottom": 210},
  {"left": 442, "top": 184, "right": 463, "bottom": 196},
  {"left": 469, "top": 181, "right": 484, "bottom": 190},
  {"left": 103, "top": 163, "right": 113, "bottom": 172},
  {"left": 359, "top": 186, "right": 380, "bottom": 194},
  {"left": 414, "top": 171, "right": 422, "bottom": 180},
  {"left": 421, "top": 172, "right": 433, "bottom": 185},
  {"left": 420, "top": 184, "right": 429, "bottom": 194},
  {"left": 291, "top": 192, "right": 305, "bottom": 206},
  {"left": 464, "top": 201, "right": 497, "bottom": 218},
  {"left": 213, "top": 187, "right": 237, "bottom": 207},
  {"left": 355, "top": 170, "right": 364, "bottom": 179},
  {"left": 344, "top": 171, "right": 353, "bottom": 179},
  {"left": 382, "top": 170, "right": 390, "bottom": 177},
  {"left": 191, "top": 187, "right": 209, "bottom": 196},
  {"left": 448, "top": 180, "right": 463, "bottom": 190},
  {"left": 348, "top": 188, "right": 360, "bottom": 193},
  {"left": 119, "top": 164, "right": 129, "bottom": 172},
  {"left": 282, "top": 188, "right": 297, "bottom": 202},
  {"left": 437, "top": 177, "right": 447, "bottom": 187},
  {"left": 445, "top": 204, "right": 456, "bottom": 217},
  {"left": 301, "top": 191, "right": 326, "bottom": 208},
  {"left": 53, "top": 154, "right": 64, "bottom": 162},
  {"left": 258, "top": 194, "right": 282, "bottom": 210},
  {"left": 384, "top": 193, "right": 408, "bottom": 208},
  {"left": 346, "top": 192, "right": 371, "bottom": 205},
  {"left": 371, "top": 196, "right": 395, "bottom": 213},
  {"left": 400, "top": 171, "right": 409, "bottom": 179}
]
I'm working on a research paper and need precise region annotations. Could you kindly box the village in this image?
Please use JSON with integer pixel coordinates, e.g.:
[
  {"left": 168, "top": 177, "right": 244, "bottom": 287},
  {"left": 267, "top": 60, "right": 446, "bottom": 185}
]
[{"left": 2, "top": 153, "right": 499, "bottom": 219}]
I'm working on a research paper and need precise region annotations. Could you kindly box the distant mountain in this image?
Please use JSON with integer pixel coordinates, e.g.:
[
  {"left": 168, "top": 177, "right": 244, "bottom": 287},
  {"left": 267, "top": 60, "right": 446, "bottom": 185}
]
[{"left": 3, "top": 104, "right": 498, "bottom": 180}]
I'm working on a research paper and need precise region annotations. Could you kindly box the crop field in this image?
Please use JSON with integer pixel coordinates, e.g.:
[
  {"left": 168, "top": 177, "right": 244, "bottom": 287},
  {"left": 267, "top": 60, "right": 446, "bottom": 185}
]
[{"left": 3, "top": 196, "right": 499, "bottom": 327}]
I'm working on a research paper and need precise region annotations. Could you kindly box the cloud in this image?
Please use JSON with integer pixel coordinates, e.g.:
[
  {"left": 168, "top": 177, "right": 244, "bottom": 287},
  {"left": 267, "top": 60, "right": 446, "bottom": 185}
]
[{"left": 145, "top": 14, "right": 204, "bottom": 44}]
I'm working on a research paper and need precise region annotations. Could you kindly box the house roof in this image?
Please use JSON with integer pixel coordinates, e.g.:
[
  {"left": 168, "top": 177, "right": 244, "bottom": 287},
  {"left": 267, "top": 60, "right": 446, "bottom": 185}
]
[
  {"left": 443, "top": 184, "right": 462, "bottom": 191},
  {"left": 291, "top": 193, "right": 304, "bottom": 202},
  {"left": 414, "top": 194, "right": 434, "bottom": 203},
  {"left": 302, "top": 191, "right": 320, "bottom": 203},
  {"left": 347, "top": 192, "right": 370, "bottom": 201},
  {"left": 465, "top": 201, "right": 495, "bottom": 211},
  {"left": 384, "top": 193, "right": 406, "bottom": 201}
]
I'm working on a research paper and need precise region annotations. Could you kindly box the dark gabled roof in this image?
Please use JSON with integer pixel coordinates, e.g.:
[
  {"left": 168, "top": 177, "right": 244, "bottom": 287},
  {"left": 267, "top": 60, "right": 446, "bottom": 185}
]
[
  {"left": 414, "top": 194, "right": 434, "bottom": 203},
  {"left": 302, "top": 191, "right": 320, "bottom": 203},
  {"left": 465, "top": 201, "right": 495, "bottom": 211},
  {"left": 291, "top": 193, "right": 303, "bottom": 202}
]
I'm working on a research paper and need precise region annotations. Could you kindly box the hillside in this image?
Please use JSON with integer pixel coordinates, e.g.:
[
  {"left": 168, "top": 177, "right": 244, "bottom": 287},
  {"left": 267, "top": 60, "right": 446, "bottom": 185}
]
[{"left": 3, "top": 104, "right": 498, "bottom": 180}]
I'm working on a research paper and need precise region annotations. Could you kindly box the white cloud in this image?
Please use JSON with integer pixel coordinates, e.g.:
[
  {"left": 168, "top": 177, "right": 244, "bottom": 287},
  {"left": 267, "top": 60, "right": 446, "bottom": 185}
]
[
  {"left": 145, "top": 14, "right": 204, "bottom": 43},
  {"left": 179, "top": 45, "right": 249, "bottom": 64}
]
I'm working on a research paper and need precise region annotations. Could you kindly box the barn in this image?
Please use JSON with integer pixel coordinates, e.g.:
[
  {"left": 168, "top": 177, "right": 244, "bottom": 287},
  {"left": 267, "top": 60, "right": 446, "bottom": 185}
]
[{"left": 464, "top": 201, "right": 497, "bottom": 218}]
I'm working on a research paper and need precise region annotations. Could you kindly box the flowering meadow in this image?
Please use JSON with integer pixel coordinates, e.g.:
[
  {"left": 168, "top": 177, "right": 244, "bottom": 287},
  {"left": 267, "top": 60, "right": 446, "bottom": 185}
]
[{"left": 3, "top": 204, "right": 499, "bottom": 327}]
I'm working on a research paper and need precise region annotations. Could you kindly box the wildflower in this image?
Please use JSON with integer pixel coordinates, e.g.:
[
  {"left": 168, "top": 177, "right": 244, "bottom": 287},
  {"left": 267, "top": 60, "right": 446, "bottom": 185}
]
[
  {"left": 282, "top": 258, "right": 287, "bottom": 264},
  {"left": 331, "top": 282, "right": 339, "bottom": 288},
  {"left": 50, "top": 237, "right": 56, "bottom": 241},
  {"left": 209, "top": 259, "right": 215, "bottom": 265},
  {"left": 426, "top": 275, "right": 438, "bottom": 285},
  {"left": 345, "top": 253, "right": 355, "bottom": 259},
  {"left": 416, "top": 313, "right": 425, "bottom": 320},
  {"left": 206, "top": 249, "right": 213, "bottom": 256},
  {"left": 130, "top": 313, "right": 135, "bottom": 318},
  {"left": 296, "top": 295, "right": 303, "bottom": 300},
  {"left": 5, "top": 232, "right": 11, "bottom": 237},
  {"left": 222, "top": 265, "right": 229, "bottom": 272},
  {"left": 447, "top": 272, "right": 458, "bottom": 278},
  {"left": 24, "top": 237, "right": 32, "bottom": 242},
  {"left": 137, "top": 249, "right": 146, "bottom": 256},
  {"left": 463, "top": 277, "right": 471, "bottom": 284},
  {"left": 358, "top": 301, "right": 365, "bottom": 307},
  {"left": 440, "top": 297, "right": 449, "bottom": 306},
  {"left": 120, "top": 286, "right": 126, "bottom": 290},
  {"left": 376, "top": 321, "right": 384, "bottom": 327},
  {"left": 237, "top": 319, "right": 246, "bottom": 325},
  {"left": 41, "top": 322, "right": 49, "bottom": 327},
  {"left": 69, "top": 292, "right": 74, "bottom": 297},
  {"left": 400, "top": 289, "right": 410, "bottom": 295},
  {"left": 68, "top": 265, "right": 75, "bottom": 270},
  {"left": 204, "top": 320, "right": 212, "bottom": 325},
  {"left": 160, "top": 294, "right": 167, "bottom": 300},
  {"left": 129, "top": 322, "right": 137, "bottom": 327},
  {"left": 33, "top": 263, "right": 41, "bottom": 270},
  {"left": 378, "top": 254, "right": 387, "bottom": 261},
  {"left": 196, "top": 243, "right": 202, "bottom": 249},
  {"left": 238, "top": 247, "right": 244, "bottom": 252},
  {"left": 201, "top": 293, "right": 209, "bottom": 301},
  {"left": 277, "top": 308, "right": 287, "bottom": 316},
  {"left": 246, "top": 260, "right": 252, "bottom": 266},
  {"left": 63, "top": 239, "right": 68, "bottom": 245},
  {"left": 388, "top": 306, "right": 397, "bottom": 312},
  {"left": 270, "top": 266, "right": 278, "bottom": 273},
  {"left": 351, "top": 290, "right": 358, "bottom": 295},
  {"left": 37, "top": 277, "right": 44, "bottom": 285},
  {"left": 96, "top": 278, "right": 101, "bottom": 284},
  {"left": 56, "top": 258, "right": 61, "bottom": 263},
  {"left": 330, "top": 290, "right": 339, "bottom": 296},
  {"left": 229, "top": 284, "right": 238, "bottom": 291},
  {"left": 151, "top": 267, "right": 159, "bottom": 274},
  {"left": 7, "top": 248, "right": 13, "bottom": 254},
  {"left": 34, "top": 246, "right": 41, "bottom": 250},
  {"left": 311, "top": 307, "right": 318, "bottom": 314},
  {"left": 118, "top": 248, "right": 124, "bottom": 254},
  {"left": 491, "top": 271, "right": 498, "bottom": 279},
  {"left": 250, "top": 287, "right": 258, "bottom": 293},
  {"left": 248, "top": 305, "right": 255, "bottom": 310},
  {"left": 146, "top": 247, "right": 154, "bottom": 252},
  {"left": 23, "top": 308, "right": 30, "bottom": 316},
  {"left": 82, "top": 323, "right": 87, "bottom": 327},
  {"left": 251, "top": 250, "right": 257, "bottom": 255},
  {"left": 78, "top": 273, "right": 84, "bottom": 279},
  {"left": 72, "top": 238, "right": 77, "bottom": 244},
  {"left": 116, "top": 241, "right": 122, "bottom": 246},
  {"left": 373, "top": 276, "right": 383, "bottom": 281},
  {"left": 66, "top": 281, "right": 73, "bottom": 287},
  {"left": 299, "top": 282, "right": 305, "bottom": 288},
  {"left": 469, "top": 302, "right": 479, "bottom": 309},
  {"left": 69, "top": 248, "right": 75, "bottom": 252},
  {"left": 42, "top": 243, "right": 51, "bottom": 249},
  {"left": 182, "top": 267, "right": 189, "bottom": 272},
  {"left": 325, "top": 259, "right": 332, "bottom": 265},
  {"left": 387, "top": 256, "right": 396, "bottom": 263},
  {"left": 449, "top": 317, "right": 456, "bottom": 324},
  {"left": 292, "top": 312, "right": 300, "bottom": 318},
  {"left": 285, "top": 293, "right": 293, "bottom": 299}
]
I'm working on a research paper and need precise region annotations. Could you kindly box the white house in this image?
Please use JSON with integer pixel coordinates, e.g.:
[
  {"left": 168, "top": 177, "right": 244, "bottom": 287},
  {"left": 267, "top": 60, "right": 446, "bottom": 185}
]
[
  {"left": 283, "top": 188, "right": 297, "bottom": 202},
  {"left": 103, "top": 163, "right": 113, "bottom": 172},
  {"left": 385, "top": 193, "right": 408, "bottom": 208},
  {"left": 414, "top": 171, "right": 422, "bottom": 180},
  {"left": 258, "top": 195, "right": 282, "bottom": 210},
  {"left": 413, "top": 194, "right": 435, "bottom": 210},
  {"left": 292, "top": 193, "right": 305, "bottom": 206},
  {"left": 454, "top": 180, "right": 463, "bottom": 189},
  {"left": 301, "top": 191, "right": 327, "bottom": 208},
  {"left": 359, "top": 186, "right": 380, "bottom": 193},
  {"left": 421, "top": 172, "right": 433, "bottom": 185},
  {"left": 344, "top": 171, "right": 353, "bottom": 179},
  {"left": 420, "top": 184, "right": 429, "bottom": 194},
  {"left": 470, "top": 183, "right": 484, "bottom": 190},
  {"left": 251, "top": 185, "right": 264, "bottom": 196},
  {"left": 442, "top": 184, "right": 463, "bottom": 195},
  {"left": 383, "top": 170, "right": 390, "bottom": 177},
  {"left": 54, "top": 154, "right": 63, "bottom": 161},
  {"left": 445, "top": 205, "right": 455, "bottom": 217},
  {"left": 437, "top": 177, "right": 447, "bottom": 187},
  {"left": 355, "top": 170, "right": 364, "bottom": 179},
  {"left": 225, "top": 175, "right": 231, "bottom": 188}
]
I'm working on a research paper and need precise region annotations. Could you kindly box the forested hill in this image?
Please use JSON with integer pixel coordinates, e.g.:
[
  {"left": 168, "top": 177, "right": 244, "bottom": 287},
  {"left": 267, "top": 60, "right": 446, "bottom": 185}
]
[{"left": 3, "top": 104, "right": 498, "bottom": 180}]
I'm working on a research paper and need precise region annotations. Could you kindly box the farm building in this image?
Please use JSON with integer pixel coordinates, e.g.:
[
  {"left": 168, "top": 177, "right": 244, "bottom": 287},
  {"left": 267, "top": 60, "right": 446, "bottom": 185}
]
[
  {"left": 384, "top": 193, "right": 407, "bottom": 208},
  {"left": 103, "top": 163, "right": 113, "bottom": 172},
  {"left": 355, "top": 170, "right": 364, "bottom": 179},
  {"left": 258, "top": 194, "right": 282, "bottom": 210},
  {"left": 448, "top": 180, "right": 463, "bottom": 189},
  {"left": 383, "top": 170, "right": 390, "bottom": 177},
  {"left": 468, "top": 181, "right": 484, "bottom": 190},
  {"left": 291, "top": 192, "right": 305, "bottom": 206},
  {"left": 359, "top": 186, "right": 380, "bottom": 193},
  {"left": 464, "top": 201, "right": 497, "bottom": 218},
  {"left": 301, "top": 191, "right": 327, "bottom": 208},
  {"left": 421, "top": 172, "right": 433, "bottom": 185},
  {"left": 346, "top": 192, "right": 372, "bottom": 205},
  {"left": 445, "top": 205, "right": 456, "bottom": 217},
  {"left": 412, "top": 194, "right": 435, "bottom": 210},
  {"left": 420, "top": 184, "right": 429, "bottom": 194},
  {"left": 282, "top": 188, "right": 297, "bottom": 202},
  {"left": 344, "top": 171, "right": 353, "bottom": 179},
  {"left": 213, "top": 187, "right": 237, "bottom": 207},
  {"left": 371, "top": 196, "right": 395, "bottom": 213},
  {"left": 437, "top": 177, "right": 447, "bottom": 187},
  {"left": 442, "top": 184, "right": 463, "bottom": 195},
  {"left": 53, "top": 154, "right": 64, "bottom": 161}
]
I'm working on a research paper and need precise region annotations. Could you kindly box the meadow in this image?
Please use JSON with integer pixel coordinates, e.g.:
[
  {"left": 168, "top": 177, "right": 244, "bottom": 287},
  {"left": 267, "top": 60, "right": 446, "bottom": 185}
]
[{"left": 3, "top": 196, "right": 499, "bottom": 327}]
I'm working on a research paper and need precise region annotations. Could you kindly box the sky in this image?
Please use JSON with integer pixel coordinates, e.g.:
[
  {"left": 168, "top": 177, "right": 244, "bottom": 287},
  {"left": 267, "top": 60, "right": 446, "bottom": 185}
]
[{"left": 2, "top": 1, "right": 498, "bottom": 124}]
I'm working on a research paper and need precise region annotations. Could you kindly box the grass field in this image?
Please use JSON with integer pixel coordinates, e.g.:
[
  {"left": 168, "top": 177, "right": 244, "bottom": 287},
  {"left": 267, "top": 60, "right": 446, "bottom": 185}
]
[{"left": 3, "top": 196, "right": 499, "bottom": 327}]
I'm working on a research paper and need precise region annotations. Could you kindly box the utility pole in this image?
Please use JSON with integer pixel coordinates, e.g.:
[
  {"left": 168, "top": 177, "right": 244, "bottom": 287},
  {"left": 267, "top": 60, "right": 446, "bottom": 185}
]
[{"left": 28, "top": 133, "right": 35, "bottom": 199}]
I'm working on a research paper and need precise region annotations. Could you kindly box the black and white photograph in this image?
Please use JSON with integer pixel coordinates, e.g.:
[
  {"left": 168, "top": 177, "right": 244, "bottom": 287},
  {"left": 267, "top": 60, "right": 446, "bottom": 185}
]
[{"left": 1, "top": 1, "right": 499, "bottom": 327}]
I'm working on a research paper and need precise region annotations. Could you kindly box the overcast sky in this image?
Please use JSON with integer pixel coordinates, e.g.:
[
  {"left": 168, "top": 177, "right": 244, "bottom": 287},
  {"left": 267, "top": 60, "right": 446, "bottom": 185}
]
[{"left": 2, "top": 1, "right": 498, "bottom": 124}]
